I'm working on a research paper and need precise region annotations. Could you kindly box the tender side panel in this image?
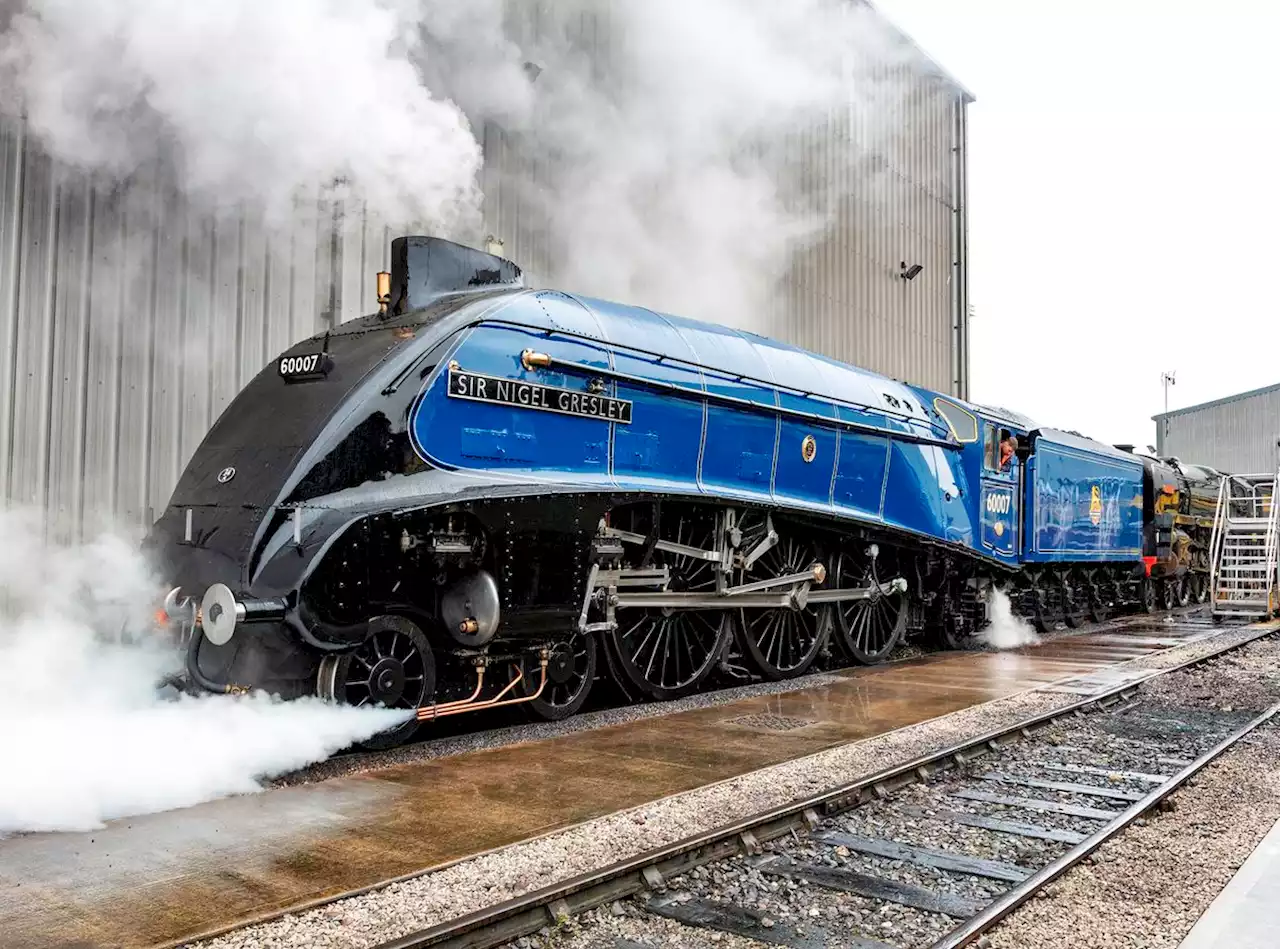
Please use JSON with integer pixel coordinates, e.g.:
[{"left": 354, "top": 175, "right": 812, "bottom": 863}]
[{"left": 1025, "top": 441, "right": 1144, "bottom": 562}]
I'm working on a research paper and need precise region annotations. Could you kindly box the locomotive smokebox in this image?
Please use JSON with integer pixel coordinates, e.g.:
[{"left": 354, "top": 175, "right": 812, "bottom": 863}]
[{"left": 388, "top": 236, "right": 523, "bottom": 316}]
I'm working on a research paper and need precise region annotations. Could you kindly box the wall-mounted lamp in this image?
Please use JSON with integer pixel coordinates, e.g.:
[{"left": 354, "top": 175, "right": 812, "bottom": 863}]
[{"left": 899, "top": 261, "right": 923, "bottom": 281}]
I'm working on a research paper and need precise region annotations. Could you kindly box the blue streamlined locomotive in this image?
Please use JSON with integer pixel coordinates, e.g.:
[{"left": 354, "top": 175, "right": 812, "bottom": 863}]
[{"left": 150, "top": 237, "right": 1211, "bottom": 747}]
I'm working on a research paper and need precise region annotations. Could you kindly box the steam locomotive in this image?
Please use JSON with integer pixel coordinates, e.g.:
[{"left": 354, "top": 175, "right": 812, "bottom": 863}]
[{"left": 149, "top": 236, "right": 1225, "bottom": 748}]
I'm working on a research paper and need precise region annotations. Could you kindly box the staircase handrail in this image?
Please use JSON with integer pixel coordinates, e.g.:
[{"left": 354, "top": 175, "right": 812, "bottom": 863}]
[{"left": 1209, "top": 474, "right": 1228, "bottom": 603}]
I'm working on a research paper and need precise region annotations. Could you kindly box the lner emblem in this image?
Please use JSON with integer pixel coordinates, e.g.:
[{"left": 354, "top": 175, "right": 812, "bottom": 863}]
[
  {"left": 1090, "top": 484, "right": 1103, "bottom": 526},
  {"left": 801, "top": 435, "right": 817, "bottom": 463}
]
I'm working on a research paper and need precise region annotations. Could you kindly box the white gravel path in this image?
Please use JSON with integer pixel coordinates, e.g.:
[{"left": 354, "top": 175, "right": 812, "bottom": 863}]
[{"left": 193, "top": 623, "right": 1277, "bottom": 949}]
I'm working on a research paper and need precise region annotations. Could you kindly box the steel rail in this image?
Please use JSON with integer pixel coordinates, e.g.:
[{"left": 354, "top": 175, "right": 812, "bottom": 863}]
[
  {"left": 370, "top": 621, "right": 1279, "bottom": 949},
  {"left": 930, "top": 697, "right": 1280, "bottom": 949}
]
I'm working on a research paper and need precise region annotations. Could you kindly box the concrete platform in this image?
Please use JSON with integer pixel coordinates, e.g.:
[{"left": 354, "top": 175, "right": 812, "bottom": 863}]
[
  {"left": 1179, "top": 816, "right": 1280, "bottom": 949},
  {"left": 0, "top": 621, "right": 1217, "bottom": 949}
]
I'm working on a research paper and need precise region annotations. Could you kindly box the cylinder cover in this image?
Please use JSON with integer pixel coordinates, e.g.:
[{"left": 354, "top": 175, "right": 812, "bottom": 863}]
[{"left": 441, "top": 570, "right": 501, "bottom": 647}]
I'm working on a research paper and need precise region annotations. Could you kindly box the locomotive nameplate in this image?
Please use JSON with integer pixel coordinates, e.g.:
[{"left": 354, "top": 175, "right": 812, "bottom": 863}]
[{"left": 448, "top": 368, "right": 632, "bottom": 424}]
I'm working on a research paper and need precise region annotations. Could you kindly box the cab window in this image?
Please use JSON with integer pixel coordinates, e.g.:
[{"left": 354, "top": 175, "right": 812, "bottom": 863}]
[
  {"left": 983, "top": 424, "right": 1000, "bottom": 471},
  {"left": 984, "top": 425, "right": 1019, "bottom": 474},
  {"left": 934, "top": 398, "right": 978, "bottom": 443}
]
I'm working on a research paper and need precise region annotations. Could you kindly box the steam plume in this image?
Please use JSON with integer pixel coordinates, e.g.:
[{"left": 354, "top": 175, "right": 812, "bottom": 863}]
[
  {"left": 978, "top": 588, "right": 1039, "bottom": 649},
  {"left": 0, "top": 507, "right": 409, "bottom": 835},
  {"left": 0, "top": 0, "right": 924, "bottom": 331}
]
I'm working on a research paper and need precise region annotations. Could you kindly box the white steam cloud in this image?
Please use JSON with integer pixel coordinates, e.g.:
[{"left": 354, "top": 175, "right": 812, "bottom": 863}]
[
  {"left": 978, "top": 588, "right": 1039, "bottom": 650},
  {"left": 0, "top": 0, "right": 483, "bottom": 231},
  {"left": 0, "top": 0, "right": 922, "bottom": 331},
  {"left": 0, "top": 508, "right": 409, "bottom": 836}
]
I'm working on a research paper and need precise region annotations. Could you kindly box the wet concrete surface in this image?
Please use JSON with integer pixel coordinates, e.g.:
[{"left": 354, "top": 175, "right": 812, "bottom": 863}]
[{"left": 0, "top": 620, "right": 1221, "bottom": 949}]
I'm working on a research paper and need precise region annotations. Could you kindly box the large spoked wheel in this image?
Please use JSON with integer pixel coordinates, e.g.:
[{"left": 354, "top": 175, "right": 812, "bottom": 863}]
[
  {"left": 733, "top": 515, "right": 832, "bottom": 679},
  {"left": 833, "top": 548, "right": 906, "bottom": 665},
  {"left": 1159, "top": 579, "right": 1178, "bottom": 611},
  {"left": 518, "top": 634, "right": 597, "bottom": 721},
  {"left": 317, "top": 615, "right": 436, "bottom": 751},
  {"left": 605, "top": 506, "right": 732, "bottom": 701}
]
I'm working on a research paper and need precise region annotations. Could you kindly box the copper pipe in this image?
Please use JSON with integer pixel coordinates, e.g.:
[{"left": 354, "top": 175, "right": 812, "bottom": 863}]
[
  {"left": 416, "top": 657, "right": 549, "bottom": 721},
  {"left": 420, "top": 665, "right": 486, "bottom": 717}
]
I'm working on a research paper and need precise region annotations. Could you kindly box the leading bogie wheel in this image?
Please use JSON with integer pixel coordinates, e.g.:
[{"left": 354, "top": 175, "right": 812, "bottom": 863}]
[
  {"left": 833, "top": 547, "right": 906, "bottom": 664},
  {"left": 317, "top": 614, "right": 436, "bottom": 751},
  {"left": 517, "top": 633, "right": 597, "bottom": 721},
  {"left": 604, "top": 504, "right": 733, "bottom": 701},
  {"left": 733, "top": 514, "right": 832, "bottom": 679}
]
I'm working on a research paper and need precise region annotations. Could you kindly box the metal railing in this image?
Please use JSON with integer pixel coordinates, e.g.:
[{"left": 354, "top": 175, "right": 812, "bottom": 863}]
[{"left": 1209, "top": 465, "right": 1280, "bottom": 617}]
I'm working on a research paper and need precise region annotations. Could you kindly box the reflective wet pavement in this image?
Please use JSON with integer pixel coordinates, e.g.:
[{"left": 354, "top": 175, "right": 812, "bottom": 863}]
[{"left": 0, "top": 620, "right": 1222, "bottom": 949}]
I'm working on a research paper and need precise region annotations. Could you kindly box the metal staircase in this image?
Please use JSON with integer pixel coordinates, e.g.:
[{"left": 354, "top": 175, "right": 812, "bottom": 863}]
[{"left": 1208, "top": 467, "right": 1279, "bottom": 621}]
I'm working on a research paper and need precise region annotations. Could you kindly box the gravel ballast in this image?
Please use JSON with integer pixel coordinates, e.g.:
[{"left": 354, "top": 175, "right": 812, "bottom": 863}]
[
  {"left": 987, "top": 723, "right": 1280, "bottom": 949},
  {"left": 194, "top": 623, "right": 1277, "bottom": 949}
]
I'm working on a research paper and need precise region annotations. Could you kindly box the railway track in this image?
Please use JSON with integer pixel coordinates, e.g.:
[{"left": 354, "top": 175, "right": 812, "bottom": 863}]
[{"left": 360, "top": 618, "right": 1279, "bottom": 949}]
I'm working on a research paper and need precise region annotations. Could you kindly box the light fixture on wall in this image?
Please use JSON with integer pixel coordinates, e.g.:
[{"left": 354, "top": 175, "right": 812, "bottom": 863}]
[{"left": 899, "top": 261, "right": 923, "bottom": 281}]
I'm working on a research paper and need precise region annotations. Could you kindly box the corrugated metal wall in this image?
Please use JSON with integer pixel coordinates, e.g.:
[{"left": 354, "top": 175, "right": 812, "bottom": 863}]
[
  {"left": 1155, "top": 386, "right": 1280, "bottom": 474},
  {"left": 0, "top": 14, "right": 969, "bottom": 539}
]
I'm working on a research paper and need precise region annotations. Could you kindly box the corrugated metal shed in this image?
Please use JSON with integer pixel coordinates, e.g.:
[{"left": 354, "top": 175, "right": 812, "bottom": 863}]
[
  {"left": 0, "top": 7, "right": 970, "bottom": 539},
  {"left": 1154, "top": 383, "right": 1280, "bottom": 475}
]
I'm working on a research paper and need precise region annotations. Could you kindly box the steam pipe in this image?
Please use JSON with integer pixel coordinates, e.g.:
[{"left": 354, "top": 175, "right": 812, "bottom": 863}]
[{"left": 184, "top": 628, "right": 241, "bottom": 695}]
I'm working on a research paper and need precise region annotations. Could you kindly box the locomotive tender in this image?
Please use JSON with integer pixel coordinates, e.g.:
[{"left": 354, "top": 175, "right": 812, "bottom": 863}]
[{"left": 151, "top": 237, "right": 1210, "bottom": 748}]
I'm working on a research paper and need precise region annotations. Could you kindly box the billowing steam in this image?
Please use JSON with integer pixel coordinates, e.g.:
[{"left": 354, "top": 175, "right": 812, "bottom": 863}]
[
  {"left": 0, "top": 0, "right": 483, "bottom": 231},
  {"left": 977, "top": 588, "right": 1039, "bottom": 650},
  {"left": 0, "top": 507, "right": 409, "bottom": 835},
  {"left": 0, "top": 0, "right": 921, "bottom": 330}
]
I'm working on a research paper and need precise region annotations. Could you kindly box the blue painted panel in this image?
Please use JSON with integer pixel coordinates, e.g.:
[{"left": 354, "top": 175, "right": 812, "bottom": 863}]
[
  {"left": 410, "top": 324, "right": 612, "bottom": 475},
  {"left": 980, "top": 480, "right": 1016, "bottom": 555},
  {"left": 671, "top": 322, "right": 779, "bottom": 499},
  {"left": 935, "top": 447, "right": 975, "bottom": 546},
  {"left": 611, "top": 349, "right": 705, "bottom": 488},
  {"left": 881, "top": 441, "right": 947, "bottom": 537},
  {"left": 832, "top": 404, "right": 890, "bottom": 519},
  {"left": 775, "top": 418, "right": 837, "bottom": 510},
  {"left": 1025, "top": 441, "right": 1144, "bottom": 562}
]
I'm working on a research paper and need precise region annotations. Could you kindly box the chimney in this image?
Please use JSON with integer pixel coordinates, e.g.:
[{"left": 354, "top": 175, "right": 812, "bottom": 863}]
[{"left": 388, "top": 236, "right": 523, "bottom": 316}]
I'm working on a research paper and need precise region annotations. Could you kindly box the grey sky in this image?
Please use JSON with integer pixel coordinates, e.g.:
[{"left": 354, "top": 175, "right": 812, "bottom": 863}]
[{"left": 873, "top": 0, "right": 1279, "bottom": 452}]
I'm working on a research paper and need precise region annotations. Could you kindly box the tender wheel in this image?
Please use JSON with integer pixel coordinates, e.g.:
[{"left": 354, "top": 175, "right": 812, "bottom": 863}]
[
  {"left": 833, "top": 547, "right": 906, "bottom": 664},
  {"left": 1062, "top": 579, "right": 1087, "bottom": 628},
  {"left": 518, "top": 634, "right": 597, "bottom": 721},
  {"left": 1031, "top": 581, "right": 1060, "bottom": 633},
  {"left": 1193, "top": 574, "right": 1209, "bottom": 604},
  {"left": 1087, "top": 574, "right": 1111, "bottom": 623},
  {"left": 605, "top": 505, "right": 733, "bottom": 700},
  {"left": 733, "top": 515, "right": 832, "bottom": 679},
  {"left": 1139, "top": 577, "right": 1158, "bottom": 614},
  {"left": 318, "top": 615, "right": 435, "bottom": 751}
]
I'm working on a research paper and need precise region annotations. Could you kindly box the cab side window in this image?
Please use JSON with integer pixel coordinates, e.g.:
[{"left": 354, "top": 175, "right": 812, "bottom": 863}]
[{"left": 983, "top": 424, "right": 1000, "bottom": 472}]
